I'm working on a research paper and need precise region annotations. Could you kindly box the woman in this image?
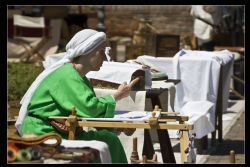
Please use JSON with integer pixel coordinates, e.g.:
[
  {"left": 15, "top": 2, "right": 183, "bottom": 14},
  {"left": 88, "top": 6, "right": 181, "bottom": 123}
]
[
  {"left": 15, "top": 29, "right": 133, "bottom": 163},
  {"left": 190, "top": 5, "right": 217, "bottom": 51}
]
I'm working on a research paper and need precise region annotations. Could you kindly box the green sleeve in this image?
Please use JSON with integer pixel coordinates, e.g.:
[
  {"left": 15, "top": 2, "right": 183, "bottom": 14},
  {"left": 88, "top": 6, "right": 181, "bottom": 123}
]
[{"left": 49, "top": 72, "right": 116, "bottom": 118}]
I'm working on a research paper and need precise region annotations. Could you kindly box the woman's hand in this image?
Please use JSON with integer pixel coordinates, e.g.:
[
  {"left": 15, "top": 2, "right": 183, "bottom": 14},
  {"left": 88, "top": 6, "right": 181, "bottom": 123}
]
[
  {"left": 113, "top": 82, "right": 131, "bottom": 101},
  {"left": 112, "top": 77, "right": 140, "bottom": 101}
]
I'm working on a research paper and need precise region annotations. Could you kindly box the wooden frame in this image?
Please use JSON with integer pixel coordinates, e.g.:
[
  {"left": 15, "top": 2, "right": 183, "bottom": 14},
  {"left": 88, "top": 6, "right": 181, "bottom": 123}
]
[{"left": 49, "top": 106, "right": 193, "bottom": 164}]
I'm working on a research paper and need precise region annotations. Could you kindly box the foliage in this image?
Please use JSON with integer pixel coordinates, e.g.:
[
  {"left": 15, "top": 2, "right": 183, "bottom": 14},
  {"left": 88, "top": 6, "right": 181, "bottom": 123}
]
[{"left": 8, "top": 62, "right": 43, "bottom": 101}]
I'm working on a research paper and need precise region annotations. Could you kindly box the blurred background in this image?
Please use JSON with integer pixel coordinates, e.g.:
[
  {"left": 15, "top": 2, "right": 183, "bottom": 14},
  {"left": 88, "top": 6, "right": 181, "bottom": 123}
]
[{"left": 7, "top": 4, "right": 244, "bottom": 123}]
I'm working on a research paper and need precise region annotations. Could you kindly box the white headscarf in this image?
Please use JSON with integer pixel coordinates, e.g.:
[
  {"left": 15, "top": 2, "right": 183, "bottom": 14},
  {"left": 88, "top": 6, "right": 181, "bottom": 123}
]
[{"left": 15, "top": 29, "right": 106, "bottom": 135}]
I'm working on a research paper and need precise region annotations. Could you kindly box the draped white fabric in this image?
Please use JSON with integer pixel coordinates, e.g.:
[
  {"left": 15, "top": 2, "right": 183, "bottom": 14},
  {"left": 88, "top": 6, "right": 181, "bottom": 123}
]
[{"left": 136, "top": 49, "right": 234, "bottom": 138}]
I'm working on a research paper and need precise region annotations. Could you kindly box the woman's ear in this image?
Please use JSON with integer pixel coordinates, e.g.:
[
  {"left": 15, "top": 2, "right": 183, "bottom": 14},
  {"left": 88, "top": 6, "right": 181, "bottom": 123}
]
[{"left": 71, "top": 56, "right": 79, "bottom": 64}]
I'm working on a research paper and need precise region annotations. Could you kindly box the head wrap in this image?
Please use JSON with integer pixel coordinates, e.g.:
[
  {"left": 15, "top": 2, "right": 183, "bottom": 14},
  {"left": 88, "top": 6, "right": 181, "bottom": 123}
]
[{"left": 15, "top": 29, "right": 106, "bottom": 135}]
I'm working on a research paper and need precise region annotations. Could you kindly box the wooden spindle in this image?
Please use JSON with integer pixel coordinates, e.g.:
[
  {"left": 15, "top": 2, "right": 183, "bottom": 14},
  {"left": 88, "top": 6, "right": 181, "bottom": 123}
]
[
  {"left": 130, "top": 137, "right": 139, "bottom": 162},
  {"left": 142, "top": 155, "right": 147, "bottom": 164},
  {"left": 154, "top": 105, "right": 159, "bottom": 111},
  {"left": 229, "top": 150, "right": 236, "bottom": 163}
]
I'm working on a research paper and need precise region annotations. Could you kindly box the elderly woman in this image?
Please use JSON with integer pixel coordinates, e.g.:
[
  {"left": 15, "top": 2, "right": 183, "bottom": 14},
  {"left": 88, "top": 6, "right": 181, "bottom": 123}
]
[{"left": 15, "top": 29, "right": 132, "bottom": 163}]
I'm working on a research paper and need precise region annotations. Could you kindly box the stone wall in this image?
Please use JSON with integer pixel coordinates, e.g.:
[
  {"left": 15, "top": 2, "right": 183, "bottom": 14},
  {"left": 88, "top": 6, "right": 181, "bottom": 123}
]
[{"left": 83, "top": 5, "right": 194, "bottom": 38}]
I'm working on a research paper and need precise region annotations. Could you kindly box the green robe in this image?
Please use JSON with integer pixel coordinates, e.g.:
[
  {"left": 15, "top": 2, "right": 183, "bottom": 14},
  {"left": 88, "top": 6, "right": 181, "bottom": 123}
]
[{"left": 21, "top": 63, "right": 127, "bottom": 163}]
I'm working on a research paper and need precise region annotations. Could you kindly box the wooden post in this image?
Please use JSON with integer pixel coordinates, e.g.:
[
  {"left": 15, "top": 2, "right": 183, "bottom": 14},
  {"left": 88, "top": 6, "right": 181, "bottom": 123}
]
[
  {"left": 229, "top": 150, "right": 236, "bottom": 163},
  {"left": 217, "top": 66, "right": 223, "bottom": 142},
  {"left": 65, "top": 107, "right": 78, "bottom": 140},
  {"left": 148, "top": 112, "right": 158, "bottom": 128},
  {"left": 154, "top": 105, "right": 160, "bottom": 111}
]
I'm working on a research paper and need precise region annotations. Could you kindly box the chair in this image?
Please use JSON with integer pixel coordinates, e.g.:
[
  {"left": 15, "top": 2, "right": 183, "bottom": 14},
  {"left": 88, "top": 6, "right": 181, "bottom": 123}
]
[
  {"left": 155, "top": 34, "right": 180, "bottom": 57},
  {"left": 10, "top": 14, "right": 50, "bottom": 63}
]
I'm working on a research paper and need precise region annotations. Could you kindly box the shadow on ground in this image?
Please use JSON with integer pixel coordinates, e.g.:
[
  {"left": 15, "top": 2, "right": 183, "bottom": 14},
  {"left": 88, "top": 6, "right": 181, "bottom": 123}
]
[{"left": 172, "top": 139, "right": 244, "bottom": 155}]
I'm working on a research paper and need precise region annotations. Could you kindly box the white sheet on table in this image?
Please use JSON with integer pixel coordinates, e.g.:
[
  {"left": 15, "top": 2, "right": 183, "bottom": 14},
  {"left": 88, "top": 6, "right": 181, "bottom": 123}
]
[
  {"left": 43, "top": 139, "right": 112, "bottom": 163},
  {"left": 94, "top": 88, "right": 146, "bottom": 111}
]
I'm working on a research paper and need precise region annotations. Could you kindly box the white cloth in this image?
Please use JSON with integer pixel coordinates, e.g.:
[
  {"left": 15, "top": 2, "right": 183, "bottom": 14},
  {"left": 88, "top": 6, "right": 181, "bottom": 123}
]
[
  {"left": 86, "top": 61, "right": 152, "bottom": 89},
  {"left": 173, "top": 49, "right": 234, "bottom": 113},
  {"left": 44, "top": 139, "right": 112, "bottom": 163},
  {"left": 136, "top": 50, "right": 234, "bottom": 139},
  {"left": 105, "top": 47, "right": 111, "bottom": 62},
  {"left": 15, "top": 29, "right": 107, "bottom": 135},
  {"left": 94, "top": 88, "right": 146, "bottom": 111},
  {"left": 180, "top": 101, "right": 215, "bottom": 139}
]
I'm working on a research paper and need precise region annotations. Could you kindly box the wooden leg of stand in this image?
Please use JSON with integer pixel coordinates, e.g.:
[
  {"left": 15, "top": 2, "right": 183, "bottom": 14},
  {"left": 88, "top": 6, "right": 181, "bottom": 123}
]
[
  {"left": 157, "top": 129, "right": 176, "bottom": 163},
  {"left": 142, "top": 155, "right": 147, "bottom": 164},
  {"left": 180, "top": 130, "right": 189, "bottom": 164},
  {"left": 218, "top": 109, "right": 223, "bottom": 143},
  {"left": 142, "top": 129, "right": 155, "bottom": 160}
]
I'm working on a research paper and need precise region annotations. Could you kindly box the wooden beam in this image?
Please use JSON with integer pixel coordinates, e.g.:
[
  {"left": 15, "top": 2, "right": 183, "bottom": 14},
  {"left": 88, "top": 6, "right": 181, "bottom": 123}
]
[{"left": 76, "top": 121, "right": 193, "bottom": 130}]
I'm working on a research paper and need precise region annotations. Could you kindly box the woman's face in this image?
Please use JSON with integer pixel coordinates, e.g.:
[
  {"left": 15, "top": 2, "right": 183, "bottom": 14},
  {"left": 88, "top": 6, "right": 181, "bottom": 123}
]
[
  {"left": 74, "top": 42, "right": 107, "bottom": 73},
  {"left": 89, "top": 43, "right": 107, "bottom": 71}
]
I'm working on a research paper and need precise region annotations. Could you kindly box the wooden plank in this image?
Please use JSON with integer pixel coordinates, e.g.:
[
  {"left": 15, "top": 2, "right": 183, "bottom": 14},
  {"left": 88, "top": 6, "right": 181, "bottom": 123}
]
[{"left": 161, "top": 112, "right": 180, "bottom": 115}]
